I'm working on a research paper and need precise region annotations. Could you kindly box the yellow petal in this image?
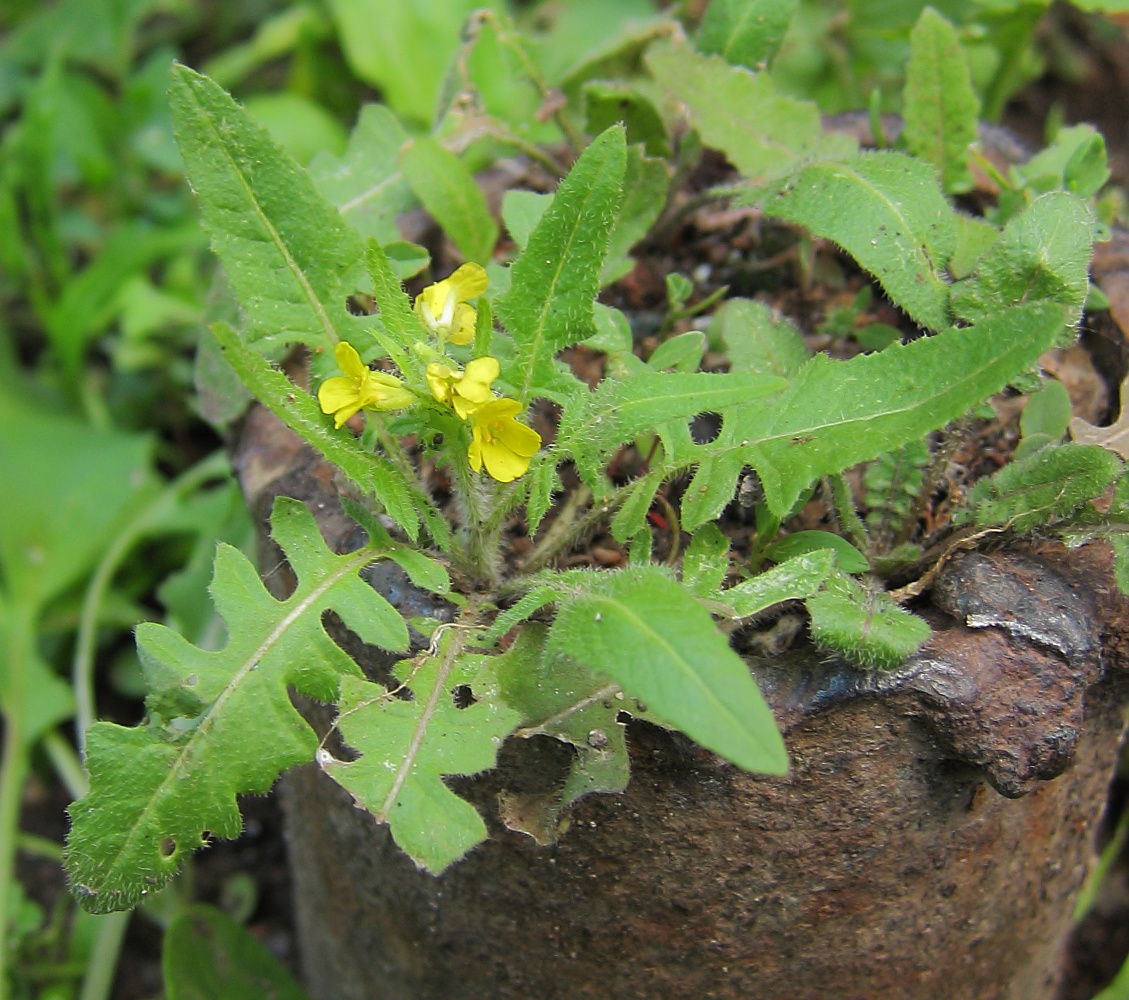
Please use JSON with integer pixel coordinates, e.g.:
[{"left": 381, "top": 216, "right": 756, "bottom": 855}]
[
  {"left": 477, "top": 397, "right": 522, "bottom": 421},
  {"left": 319, "top": 376, "right": 361, "bottom": 415},
  {"left": 496, "top": 417, "right": 542, "bottom": 458},
  {"left": 481, "top": 440, "right": 530, "bottom": 482},
  {"left": 334, "top": 341, "right": 366, "bottom": 378},
  {"left": 447, "top": 303, "right": 477, "bottom": 346},
  {"left": 467, "top": 428, "right": 484, "bottom": 472},
  {"left": 426, "top": 363, "right": 453, "bottom": 403},
  {"left": 464, "top": 356, "right": 500, "bottom": 385},
  {"left": 449, "top": 262, "right": 488, "bottom": 301}
]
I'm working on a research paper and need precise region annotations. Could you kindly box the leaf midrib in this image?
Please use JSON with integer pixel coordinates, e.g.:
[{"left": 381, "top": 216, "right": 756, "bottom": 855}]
[{"left": 182, "top": 73, "right": 340, "bottom": 346}]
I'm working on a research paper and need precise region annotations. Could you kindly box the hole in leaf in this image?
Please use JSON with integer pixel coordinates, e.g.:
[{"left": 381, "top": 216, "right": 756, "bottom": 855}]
[
  {"left": 452, "top": 684, "right": 477, "bottom": 709},
  {"left": 159, "top": 837, "right": 177, "bottom": 860},
  {"left": 345, "top": 293, "right": 375, "bottom": 316},
  {"left": 691, "top": 412, "right": 722, "bottom": 445}
]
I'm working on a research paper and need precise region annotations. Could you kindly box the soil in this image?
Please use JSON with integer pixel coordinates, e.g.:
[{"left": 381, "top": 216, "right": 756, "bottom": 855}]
[{"left": 15, "top": 9, "right": 1129, "bottom": 999}]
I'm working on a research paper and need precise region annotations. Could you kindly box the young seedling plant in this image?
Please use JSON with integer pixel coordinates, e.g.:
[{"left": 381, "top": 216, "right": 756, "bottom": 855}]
[{"left": 65, "top": 7, "right": 1128, "bottom": 913}]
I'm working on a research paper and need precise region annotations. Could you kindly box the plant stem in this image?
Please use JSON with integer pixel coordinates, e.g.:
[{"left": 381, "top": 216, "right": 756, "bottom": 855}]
[
  {"left": 0, "top": 605, "right": 33, "bottom": 1000},
  {"left": 825, "top": 474, "right": 870, "bottom": 554},
  {"left": 449, "top": 452, "right": 498, "bottom": 586},
  {"left": 77, "top": 911, "right": 131, "bottom": 1000},
  {"left": 73, "top": 451, "right": 231, "bottom": 754}
]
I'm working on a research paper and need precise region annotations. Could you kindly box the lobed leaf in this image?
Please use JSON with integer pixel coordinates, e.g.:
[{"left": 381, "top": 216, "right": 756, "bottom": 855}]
[
  {"left": 751, "top": 151, "right": 957, "bottom": 331},
  {"left": 901, "top": 7, "right": 979, "bottom": 194},
  {"left": 65, "top": 499, "right": 410, "bottom": 912},
  {"left": 646, "top": 41, "right": 855, "bottom": 180},
  {"left": 169, "top": 64, "right": 369, "bottom": 354},
  {"left": 547, "top": 566, "right": 788, "bottom": 774},
  {"left": 680, "top": 523, "right": 731, "bottom": 601},
  {"left": 559, "top": 370, "right": 785, "bottom": 487},
  {"left": 324, "top": 649, "right": 521, "bottom": 873},
  {"left": 718, "top": 302, "right": 1067, "bottom": 517},
  {"left": 496, "top": 126, "right": 627, "bottom": 403}
]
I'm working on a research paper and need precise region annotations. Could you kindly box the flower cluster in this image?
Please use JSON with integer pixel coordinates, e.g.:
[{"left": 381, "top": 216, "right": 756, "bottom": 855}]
[{"left": 318, "top": 265, "right": 541, "bottom": 482}]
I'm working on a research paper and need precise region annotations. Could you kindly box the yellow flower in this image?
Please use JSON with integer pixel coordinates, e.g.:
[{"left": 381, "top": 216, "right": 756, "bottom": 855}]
[
  {"left": 414, "top": 262, "right": 488, "bottom": 347},
  {"left": 318, "top": 341, "right": 415, "bottom": 429},
  {"left": 468, "top": 398, "right": 541, "bottom": 483},
  {"left": 425, "top": 356, "right": 500, "bottom": 419}
]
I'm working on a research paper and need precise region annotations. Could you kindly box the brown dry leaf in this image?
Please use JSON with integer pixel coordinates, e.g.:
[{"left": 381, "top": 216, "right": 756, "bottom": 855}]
[{"left": 1071, "top": 373, "right": 1129, "bottom": 459}]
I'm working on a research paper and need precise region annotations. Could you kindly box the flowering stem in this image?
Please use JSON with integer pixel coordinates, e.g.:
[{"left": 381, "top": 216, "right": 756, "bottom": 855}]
[
  {"left": 371, "top": 418, "right": 447, "bottom": 545},
  {"left": 449, "top": 454, "right": 499, "bottom": 586}
]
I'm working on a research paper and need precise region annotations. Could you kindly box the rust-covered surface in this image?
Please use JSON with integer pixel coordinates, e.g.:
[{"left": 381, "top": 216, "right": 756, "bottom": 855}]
[{"left": 233, "top": 406, "right": 1129, "bottom": 1000}]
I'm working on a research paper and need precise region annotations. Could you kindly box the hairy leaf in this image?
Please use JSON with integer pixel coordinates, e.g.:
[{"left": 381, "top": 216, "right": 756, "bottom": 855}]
[
  {"left": 548, "top": 567, "right": 788, "bottom": 774},
  {"left": 310, "top": 103, "right": 414, "bottom": 243},
  {"left": 603, "top": 145, "right": 669, "bottom": 284},
  {"left": 646, "top": 42, "right": 855, "bottom": 180},
  {"left": 609, "top": 470, "right": 665, "bottom": 543},
  {"left": 400, "top": 138, "right": 499, "bottom": 265},
  {"left": 696, "top": 0, "right": 797, "bottom": 70},
  {"left": 680, "top": 523, "right": 731, "bottom": 600},
  {"left": 496, "top": 126, "right": 627, "bottom": 403},
  {"left": 169, "top": 64, "right": 369, "bottom": 354},
  {"left": 752, "top": 151, "right": 957, "bottom": 331},
  {"left": 951, "top": 191, "right": 1096, "bottom": 328},
  {"left": 560, "top": 371, "right": 785, "bottom": 487},
  {"left": 324, "top": 648, "right": 520, "bottom": 873},
  {"left": 66, "top": 499, "right": 409, "bottom": 912},
  {"left": 864, "top": 440, "right": 931, "bottom": 542},
  {"left": 717, "top": 302, "right": 1066, "bottom": 517},
  {"left": 959, "top": 443, "right": 1121, "bottom": 532},
  {"left": 495, "top": 626, "right": 655, "bottom": 843},
  {"left": 210, "top": 321, "right": 448, "bottom": 547},
  {"left": 807, "top": 573, "right": 930, "bottom": 669},
  {"left": 902, "top": 7, "right": 979, "bottom": 194},
  {"left": 722, "top": 550, "right": 835, "bottom": 620},
  {"left": 712, "top": 298, "right": 810, "bottom": 379}
]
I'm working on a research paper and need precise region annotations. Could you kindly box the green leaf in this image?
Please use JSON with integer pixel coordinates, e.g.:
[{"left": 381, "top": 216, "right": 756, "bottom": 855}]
[
  {"left": 951, "top": 191, "right": 1096, "bottom": 327},
  {"left": 501, "top": 190, "right": 552, "bottom": 251},
  {"left": 323, "top": 0, "right": 483, "bottom": 125},
  {"left": 681, "top": 523, "right": 731, "bottom": 600},
  {"left": 603, "top": 145, "right": 669, "bottom": 284},
  {"left": 719, "top": 302, "right": 1066, "bottom": 516},
  {"left": 0, "top": 395, "right": 153, "bottom": 608},
  {"left": 400, "top": 138, "right": 499, "bottom": 265},
  {"left": 647, "top": 332, "right": 706, "bottom": 373},
  {"left": 722, "top": 550, "right": 835, "bottom": 619},
  {"left": 764, "top": 530, "right": 869, "bottom": 574},
  {"left": 901, "top": 7, "right": 979, "bottom": 194},
  {"left": 960, "top": 443, "right": 1121, "bottom": 533},
  {"left": 646, "top": 41, "right": 855, "bottom": 180},
  {"left": 495, "top": 624, "right": 655, "bottom": 843},
  {"left": 243, "top": 93, "right": 346, "bottom": 165},
  {"left": 711, "top": 298, "right": 809, "bottom": 378},
  {"left": 559, "top": 371, "right": 785, "bottom": 487},
  {"left": 525, "top": 455, "right": 562, "bottom": 535},
  {"left": 169, "top": 64, "right": 368, "bottom": 354},
  {"left": 496, "top": 126, "right": 627, "bottom": 403},
  {"left": 609, "top": 470, "right": 665, "bottom": 543},
  {"left": 584, "top": 82, "right": 670, "bottom": 157},
  {"left": 1017, "top": 378, "right": 1072, "bottom": 460},
  {"left": 324, "top": 647, "right": 521, "bottom": 873},
  {"left": 752, "top": 151, "right": 957, "bottom": 331},
  {"left": 210, "top": 321, "right": 448, "bottom": 547},
  {"left": 164, "top": 904, "right": 311, "bottom": 1000},
  {"left": 548, "top": 567, "right": 788, "bottom": 774},
  {"left": 1013, "top": 125, "right": 1110, "bottom": 199},
  {"left": 66, "top": 499, "right": 410, "bottom": 912},
  {"left": 864, "top": 440, "right": 931, "bottom": 540},
  {"left": 310, "top": 103, "right": 415, "bottom": 243},
  {"left": 807, "top": 573, "right": 931, "bottom": 670},
  {"left": 695, "top": 0, "right": 797, "bottom": 70}
]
